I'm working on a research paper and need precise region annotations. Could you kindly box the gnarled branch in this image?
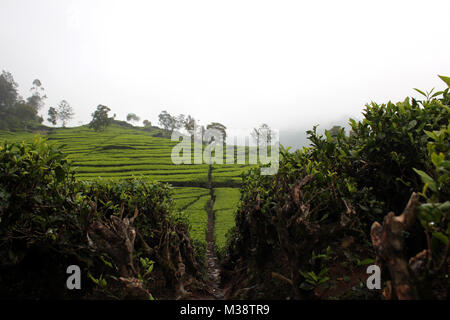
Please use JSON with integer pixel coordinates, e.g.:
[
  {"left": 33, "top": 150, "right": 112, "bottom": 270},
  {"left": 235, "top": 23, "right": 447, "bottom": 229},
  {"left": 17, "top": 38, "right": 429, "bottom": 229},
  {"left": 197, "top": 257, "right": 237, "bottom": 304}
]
[{"left": 370, "top": 192, "right": 419, "bottom": 300}]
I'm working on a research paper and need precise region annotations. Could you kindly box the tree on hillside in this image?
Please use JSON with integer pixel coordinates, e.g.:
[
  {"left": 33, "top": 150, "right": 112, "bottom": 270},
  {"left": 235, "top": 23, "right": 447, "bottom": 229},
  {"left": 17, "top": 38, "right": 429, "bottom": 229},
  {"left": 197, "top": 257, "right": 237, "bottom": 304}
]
[
  {"left": 259, "top": 123, "right": 274, "bottom": 145},
  {"left": 251, "top": 124, "right": 275, "bottom": 146},
  {"left": 158, "top": 110, "right": 172, "bottom": 132},
  {"left": 89, "top": 104, "right": 114, "bottom": 131},
  {"left": 176, "top": 114, "right": 185, "bottom": 129},
  {"left": 57, "top": 100, "right": 74, "bottom": 127},
  {"left": 158, "top": 110, "right": 182, "bottom": 135},
  {"left": 143, "top": 119, "right": 152, "bottom": 128},
  {"left": 184, "top": 115, "right": 196, "bottom": 135},
  {"left": 0, "top": 71, "right": 19, "bottom": 112},
  {"left": 126, "top": 113, "right": 140, "bottom": 124},
  {"left": 47, "top": 107, "right": 58, "bottom": 126},
  {"left": 0, "top": 71, "right": 43, "bottom": 129},
  {"left": 12, "top": 101, "right": 39, "bottom": 124},
  {"left": 206, "top": 122, "right": 227, "bottom": 144},
  {"left": 27, "top": 79, "right": 47, "bottom": 112},
  {"left": 0, "top": 71, "right": 20, "bottom": 127}
]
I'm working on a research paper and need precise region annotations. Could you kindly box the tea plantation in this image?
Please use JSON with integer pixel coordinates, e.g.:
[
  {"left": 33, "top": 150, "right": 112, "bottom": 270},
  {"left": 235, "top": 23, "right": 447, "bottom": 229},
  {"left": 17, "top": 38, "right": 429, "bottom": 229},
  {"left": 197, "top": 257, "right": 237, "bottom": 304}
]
[{"left": 0, "top": 123, "right": 251, "bottom": 247}]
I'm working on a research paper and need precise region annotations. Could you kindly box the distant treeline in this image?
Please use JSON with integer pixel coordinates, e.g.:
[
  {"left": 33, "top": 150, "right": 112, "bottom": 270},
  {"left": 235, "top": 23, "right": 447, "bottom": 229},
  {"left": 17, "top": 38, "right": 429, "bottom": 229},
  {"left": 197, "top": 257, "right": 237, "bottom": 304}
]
[{"left": 0, "top": 71, "right": 46, "bottom": 130}]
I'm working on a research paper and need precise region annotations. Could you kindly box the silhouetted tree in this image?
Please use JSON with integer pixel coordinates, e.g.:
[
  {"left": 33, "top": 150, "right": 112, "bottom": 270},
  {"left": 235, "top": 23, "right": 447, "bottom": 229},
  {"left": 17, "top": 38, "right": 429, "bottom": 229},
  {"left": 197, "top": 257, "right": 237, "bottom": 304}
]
[
  {"left": 259, "top": 123, "right": 274, "bottom": 145},
  {"left": 27, "top": 79, "right": 47, "bottom": 112},
  {"left": 158, "top": 110, "right": 181, "bottom": 134},
  {"left": 184, "top": 115, "right": 196, "bottom": 135},
  {"left": 0, "top": 71, "right": 44, "bottom": 129},
  {"left": 57, "top": 100, "right": 74, "bottom": 127},
  {"left": 176, "top": 114, "right": 185, "bottom": 127},
  {"left": 126, "top": 113, "right": 140, "bottom": 123},
  {"left": 89, "top": 104, "right": 114, "bottom": 131},
  {"left": 0, "top": 71, "right": 19, "bottom": 112},
  {"left": 47, "top": 107, "right": 58, "bottom": 126},
  {"left": 206, "top": 122, "right": 227, "bottom": 144},
  {"left": 143, "top": 119, "right": 151, "bottom": 128},
  {"left": 251, "top": 124, "right": 274, "bottom": 146}
]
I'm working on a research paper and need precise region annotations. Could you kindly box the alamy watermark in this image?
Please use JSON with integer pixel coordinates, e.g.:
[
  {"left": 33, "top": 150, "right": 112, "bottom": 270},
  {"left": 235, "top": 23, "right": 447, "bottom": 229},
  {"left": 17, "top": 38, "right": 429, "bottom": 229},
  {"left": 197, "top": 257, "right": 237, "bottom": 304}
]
[
  {"left": 366, "top": 264, "right": 381, "bottom": 290},
  {"left": 64, "top": 264, "right": 382, "bottom": 291},
  {"left": 66, "top": 265, "right": 81, "bottom": 290},
  {"left": 170, "top": 123, "right": 280, "bottom": 175}
]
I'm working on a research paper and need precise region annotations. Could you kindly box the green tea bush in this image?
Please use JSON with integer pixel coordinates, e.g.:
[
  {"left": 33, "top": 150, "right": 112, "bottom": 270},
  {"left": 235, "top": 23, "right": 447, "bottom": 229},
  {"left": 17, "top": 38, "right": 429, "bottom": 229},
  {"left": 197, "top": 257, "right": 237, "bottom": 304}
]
[
  {"left": 412, "top": 120, "right": 449, "bottom": 298},
  {"left": 223, "top": 76, "right": 449, "bottom": 299},
  {"left": 0, "top": 136, "right": 204, "bottom": 299}
]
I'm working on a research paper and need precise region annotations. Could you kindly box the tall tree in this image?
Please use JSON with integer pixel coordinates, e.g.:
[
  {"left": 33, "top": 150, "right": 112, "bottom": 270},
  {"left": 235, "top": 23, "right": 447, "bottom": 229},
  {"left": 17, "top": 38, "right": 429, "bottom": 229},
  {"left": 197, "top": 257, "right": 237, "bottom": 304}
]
[
  {"left": 259, "top": 123, "right": 274, "bottom": 145},
  {"left": 143, "top": 119, "right": 152, "bottom": 128},
  {"left": 0, "top": 71, "right": 44, "bottom": 129},
  {"left": 0, "top": 71, "right": 19, "bottom": 116},
  {"left": 251, "top": 124, "right": 274, "bottom": 146},
  {"left": 12, "top": 101, "right": 39, "bottom": 128},
  {"left": 126, "top": 113, "right": 140, "bottom": 123},
  {"left": 158, "top": 110, "right": 181, "bottom": 134},
  {"left": 158, "top": 110, "right": 172, "bottom": 131},
  {"left": 206, "top": 122, "right": 227, "bottom": 144},
  {"left": 27, "top": 79, "right": 47, "bottom": 112},
  {"left": 57, "top": 100, "right": 74, "bottom": 127},
  {"left": 47, "top": 107, "right": 58, "bottom": 126},
  {"left": 89, "top": 104, "right": 114, "bottom": 131},
  {"left": 184, "top": 115, "right": 196, "bottom": 135},
  {"left": 176, "top": 114, "right": 185, "bottom": 129}
]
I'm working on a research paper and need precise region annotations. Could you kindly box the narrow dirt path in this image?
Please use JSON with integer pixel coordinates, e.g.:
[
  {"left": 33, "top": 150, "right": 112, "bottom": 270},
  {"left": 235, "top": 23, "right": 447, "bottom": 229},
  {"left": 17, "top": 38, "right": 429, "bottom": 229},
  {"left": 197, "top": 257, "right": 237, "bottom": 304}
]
[
  {"left": 186, "top": 164, "right": 226, "bottom": 300},
  {"left": 206, "top": 196, "right": 223, "bottom": 299},
  {"left": 205, "top": 164, "right": 225, "bottom": 299}
]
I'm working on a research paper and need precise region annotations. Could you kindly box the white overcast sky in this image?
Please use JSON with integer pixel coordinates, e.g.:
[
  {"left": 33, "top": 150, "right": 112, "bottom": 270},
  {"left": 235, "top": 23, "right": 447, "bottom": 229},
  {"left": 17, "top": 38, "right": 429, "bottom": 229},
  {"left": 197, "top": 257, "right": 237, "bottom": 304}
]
[{"left": 1, "top": 0, "right": 449, "bottom": 132}]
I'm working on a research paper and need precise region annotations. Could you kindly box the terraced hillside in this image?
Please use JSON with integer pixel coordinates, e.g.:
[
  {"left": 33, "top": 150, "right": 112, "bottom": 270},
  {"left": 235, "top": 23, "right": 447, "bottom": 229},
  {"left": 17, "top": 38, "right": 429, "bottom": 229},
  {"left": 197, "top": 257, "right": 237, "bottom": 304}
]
[
  {"left": 213, "top": 188, "right": 241, "bottom": 249},
  {"left": 0, "top": 124, "right": 252, "bottom": 247},
  {"left": 172, "top": 187, "right": 211, "bottom": 243}
]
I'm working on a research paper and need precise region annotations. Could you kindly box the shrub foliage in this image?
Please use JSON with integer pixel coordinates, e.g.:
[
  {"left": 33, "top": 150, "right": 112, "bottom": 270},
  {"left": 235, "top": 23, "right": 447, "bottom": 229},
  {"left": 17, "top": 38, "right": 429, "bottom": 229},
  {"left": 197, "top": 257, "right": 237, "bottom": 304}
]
[
  {"left": 223, "top": 78, "right": 449, "bottom": 299},
  {"left": 0, "top": 137, "right": 204, "bottom": 299}
]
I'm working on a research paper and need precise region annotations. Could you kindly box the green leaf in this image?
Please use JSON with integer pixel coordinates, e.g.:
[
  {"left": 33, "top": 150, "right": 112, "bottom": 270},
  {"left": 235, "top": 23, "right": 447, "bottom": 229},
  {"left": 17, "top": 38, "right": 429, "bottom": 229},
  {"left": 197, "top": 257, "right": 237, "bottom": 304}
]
[
  {"left": 88, "top": 273, "right": 99, "bottom": 285},
  {"left": 423, "top": 130, "right": 437, "bottom": 140},
  {"left": 325, "top": 130, "right": 333, "bottom": 142},
  {"left": 413, "top": 168, "right": 437, "bottom": 192},
  {"left": 431, "top": 91, "right": 444, "bottom": 98},
  {"left": 438, "top": 75, "right": 450, "bottom": 87},
  {"left": 101, "top": 255, "right": 113, "bottom": 268},
  {"left": 414, "top": 88, "right": 427, "bottom": 97},
  {"left": 432, "top": 232, "right": 448, "bottom": 246},
  {"left": 441, "top": 160, "right": 450, "bottom": 169},
  {"left": 357, "top": 258, "right": 375, "bottom": 266},
  {"left": 319, "top": 213, "right": 329, "bottom": 222},
  {"left": 437, "top": 201, "right": 450, "bottom": 212},
  {"left": 431, "top": 152, "right": 445, "bottom": 167},
  {"left": 408, "top": 120, "right": 417, "bottom": 130},
  {"left": 319, "top": 276, "right": 330, "bottom": 284},
  {"left": 146, "top": 263, "right": 154, "bottom": 274}
]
